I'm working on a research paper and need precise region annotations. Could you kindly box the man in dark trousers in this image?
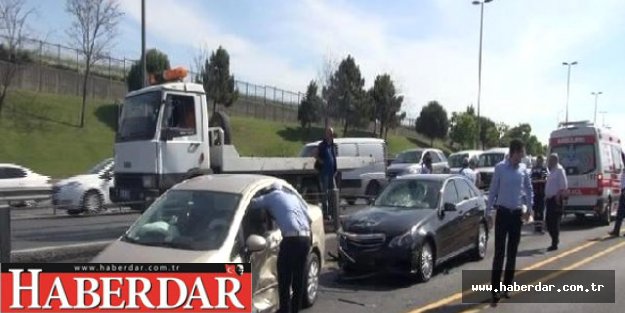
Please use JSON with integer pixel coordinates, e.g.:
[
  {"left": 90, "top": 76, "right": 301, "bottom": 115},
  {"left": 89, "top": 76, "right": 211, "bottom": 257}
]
[
  {"left": 250, "top": 182, "right": 312, "bottom": 313},
  {"left": 315, "top": 127, "right": 337, "bottom": 219},
  {"left": 609, "top": 153, "right": 625, "bottom": 236},
  {"left": 544, "top": 153, "right": 568, "bottom": 250},
  {"left": 487, "top": 139, "right": 533, "bottom": 305},
  {"left": 531, "top": 155, "right": 549, "bottom": 233}
]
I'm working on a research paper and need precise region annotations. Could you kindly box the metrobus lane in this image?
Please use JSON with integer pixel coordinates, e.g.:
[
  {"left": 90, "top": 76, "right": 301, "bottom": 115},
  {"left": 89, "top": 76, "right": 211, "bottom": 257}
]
[{"left": 306, "top": 215, "right": 620, "bottom": 313}]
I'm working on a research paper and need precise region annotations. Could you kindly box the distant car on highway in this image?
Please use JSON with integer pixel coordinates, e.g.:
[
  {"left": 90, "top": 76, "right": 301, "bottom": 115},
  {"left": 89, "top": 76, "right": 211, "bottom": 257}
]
[
  {"left": 0, "top": 163, "right": 51, "bottom": 206},
  {"left": 52, "top": 158, "right": 114, "bottom": 215},
  {"left": 386, "top": 148, "right": 450, "bottom": 179},
  {"left": 92, "top": 174, "right": 325, "bottom": 312},
  {"left": 448, "top": 150, "right": 482, "bottom": 174},
  {"left": 338, "top": 174, "right": 489, "bottom": 282}
]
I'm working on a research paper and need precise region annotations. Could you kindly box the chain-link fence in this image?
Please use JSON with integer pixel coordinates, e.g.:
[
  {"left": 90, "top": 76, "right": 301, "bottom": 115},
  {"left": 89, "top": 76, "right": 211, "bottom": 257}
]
[{"left": 0, "top": 34, "right": 423, "bottom": 137}]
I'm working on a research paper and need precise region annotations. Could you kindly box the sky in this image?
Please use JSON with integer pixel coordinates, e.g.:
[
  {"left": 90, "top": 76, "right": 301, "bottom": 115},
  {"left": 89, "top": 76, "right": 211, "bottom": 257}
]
[{"left": 23, "top": 0, "right": 625, "bottom": 144}]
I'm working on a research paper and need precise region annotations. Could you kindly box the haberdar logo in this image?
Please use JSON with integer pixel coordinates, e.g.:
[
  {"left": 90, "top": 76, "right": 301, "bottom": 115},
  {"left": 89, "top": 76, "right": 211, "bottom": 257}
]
[{"left": 0, "top": 263, "right": 252, "bottom": 313}]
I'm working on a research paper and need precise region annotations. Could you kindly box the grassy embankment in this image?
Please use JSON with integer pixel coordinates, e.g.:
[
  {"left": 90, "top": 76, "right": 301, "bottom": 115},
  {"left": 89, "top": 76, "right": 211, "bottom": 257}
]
[{"left": 0, "top": 89, "right": 452, "bottom": 178}]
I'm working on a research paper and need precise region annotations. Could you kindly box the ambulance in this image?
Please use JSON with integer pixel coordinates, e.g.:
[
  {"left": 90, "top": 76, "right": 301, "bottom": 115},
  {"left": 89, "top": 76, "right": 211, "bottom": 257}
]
[{"left": 548, "top": 121, "right": 624, "bottom": 225}]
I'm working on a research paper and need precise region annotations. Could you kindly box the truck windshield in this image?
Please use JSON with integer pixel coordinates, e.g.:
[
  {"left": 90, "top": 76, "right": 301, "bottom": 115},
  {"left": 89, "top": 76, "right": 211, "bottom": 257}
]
[
  {"left": 478, "top": 153, "right": 505, "bottom": 168},
  {"left": 550, "top": 144, "right": 596, "bottom": 175},
  {"left": 122, "top": 190, "right": 241, "bottom": 251},
  {"left": 117, "top": 91, "right": 161, "bottom": 142}
]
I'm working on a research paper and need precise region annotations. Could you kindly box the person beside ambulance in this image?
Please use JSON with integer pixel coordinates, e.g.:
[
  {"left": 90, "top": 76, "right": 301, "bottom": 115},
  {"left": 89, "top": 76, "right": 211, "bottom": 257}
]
[{"left": 544, "top": 153, "right": 568, "bottom": 251}]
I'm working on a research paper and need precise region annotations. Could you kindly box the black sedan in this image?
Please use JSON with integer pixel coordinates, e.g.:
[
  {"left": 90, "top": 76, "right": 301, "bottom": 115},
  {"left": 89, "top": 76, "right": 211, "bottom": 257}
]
[{"left": 338, "top": 174, "right": 489, "bottom": 282}]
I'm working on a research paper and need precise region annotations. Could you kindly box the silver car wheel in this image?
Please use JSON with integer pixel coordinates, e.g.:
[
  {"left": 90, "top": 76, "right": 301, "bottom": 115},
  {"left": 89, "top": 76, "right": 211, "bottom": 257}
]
[
  {"left": 84, "top": 192, "right": 102, "bottom": 214},
  {"left": 307, "top": 255, "right": 319, "bottom": 302}
]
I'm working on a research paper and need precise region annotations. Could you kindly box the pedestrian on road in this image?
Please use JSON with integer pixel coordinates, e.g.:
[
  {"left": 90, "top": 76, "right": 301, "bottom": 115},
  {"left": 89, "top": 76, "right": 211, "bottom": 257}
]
[
  {"left": 422, "top": 153, "right": 433, "bottom": 174},
  {"left": 544, "top": 153, "right": 568, "bottom": 251},
  {"left": 487, "top": 139, "right": 533, "bottom": 305},
  {"left": 531, "top": 155, "right": 549, "bottom": 234},
  {"left": 609, "top": 153, "right": 625, "bottom": 237},
  {"left": 250, "top": 182, "right": 312, "bottom": 313},
  {"left": 315, "top": 127, "right": 337, "bottom": 219},
  {"left": 460, "top": 157, "right": 477, "bottom": 185}
]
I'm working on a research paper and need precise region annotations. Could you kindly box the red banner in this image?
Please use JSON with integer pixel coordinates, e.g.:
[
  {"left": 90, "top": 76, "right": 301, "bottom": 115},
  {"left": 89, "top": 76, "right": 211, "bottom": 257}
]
[{"left": 0, "top": 263, "right": 252, "bottom": 313}]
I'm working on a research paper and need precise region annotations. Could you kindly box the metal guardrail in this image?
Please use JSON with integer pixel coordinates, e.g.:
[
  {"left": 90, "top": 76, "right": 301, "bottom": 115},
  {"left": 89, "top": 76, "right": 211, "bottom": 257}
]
[{"left": 0, "top": 186, "right": 52, "bottom": 203}]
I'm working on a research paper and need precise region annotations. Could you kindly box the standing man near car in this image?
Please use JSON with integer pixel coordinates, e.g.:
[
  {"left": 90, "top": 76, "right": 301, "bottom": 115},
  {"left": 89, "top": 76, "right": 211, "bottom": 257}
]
[
  {"left": 315, "top": 127, "right": 337, "bottom": 219},
  {"left": 487, "top": 139, "right": 533, "bottom": 305},
  {"left": 531, "top": 155, "right": 549, "bottom": 234},
  {"left": 460, "top": 157, "right": 477, "bottom": 185},
  {"left": 250, "top": 182, "right": 312, "bottom": 313},
  {"left": 544, "top": 153, "right": 568, "bottom": 250}
]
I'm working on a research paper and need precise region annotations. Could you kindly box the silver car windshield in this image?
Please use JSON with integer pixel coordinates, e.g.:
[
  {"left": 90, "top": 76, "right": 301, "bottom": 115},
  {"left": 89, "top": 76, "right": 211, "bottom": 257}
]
[
  {"left": 123, "top": 190, "right": 241, "bottom": 251},
  {"left": 87, "top": 158, "right": 113, "bottom": 174},
  {"left": 393, "top": 151, "right": 422, "bottom": 164},
  {"left": 117, "top": 91, "right": 162, "bottom": 142},
  {"left": 374, "top": 179, "right": 441, "bottom": 210}
]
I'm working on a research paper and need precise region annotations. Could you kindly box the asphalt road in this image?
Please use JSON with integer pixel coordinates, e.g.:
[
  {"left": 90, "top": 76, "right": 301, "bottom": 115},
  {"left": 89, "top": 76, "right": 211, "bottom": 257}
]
[
  {"left": 9, "top": 205, "right": 625, "bottom": 313},
  {"left": 307, "top": 216, "right": 625, "bottom": 313}
]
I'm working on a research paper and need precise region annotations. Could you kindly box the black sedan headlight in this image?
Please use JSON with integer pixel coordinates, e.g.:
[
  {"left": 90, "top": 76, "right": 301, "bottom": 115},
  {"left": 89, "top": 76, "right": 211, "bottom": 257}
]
[{"left": 388, "top": 226, "right": 424, "bottom": 248}]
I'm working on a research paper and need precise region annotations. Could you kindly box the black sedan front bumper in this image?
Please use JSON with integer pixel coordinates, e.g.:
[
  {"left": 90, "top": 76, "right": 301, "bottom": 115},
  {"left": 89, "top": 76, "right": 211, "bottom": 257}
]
[{"left": 337, "top": 232, "right": 417, "bottom": 274}]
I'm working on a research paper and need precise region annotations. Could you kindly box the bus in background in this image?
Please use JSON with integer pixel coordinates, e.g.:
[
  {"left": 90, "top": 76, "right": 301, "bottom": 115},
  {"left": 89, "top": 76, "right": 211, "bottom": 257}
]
[{"left": 548, "top": 121, "right": 624, "bottom": 225}]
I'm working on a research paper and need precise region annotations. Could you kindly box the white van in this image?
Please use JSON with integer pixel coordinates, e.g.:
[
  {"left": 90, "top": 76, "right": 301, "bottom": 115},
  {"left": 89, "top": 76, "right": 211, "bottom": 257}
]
[
  {"left": 548, "top": 121, "right": 624, "bottom": 225},
  {"left": 300, "top": 138, "right": 387, "bottom": 204},
  {"left": 475, "top": 148, "right": 508, "bottom": 190}
]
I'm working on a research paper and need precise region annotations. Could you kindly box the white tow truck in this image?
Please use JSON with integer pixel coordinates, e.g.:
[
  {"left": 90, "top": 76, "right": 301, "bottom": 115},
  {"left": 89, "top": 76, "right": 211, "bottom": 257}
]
[{"left": 110, "top": 68, "right": 372, "bottom": 210}]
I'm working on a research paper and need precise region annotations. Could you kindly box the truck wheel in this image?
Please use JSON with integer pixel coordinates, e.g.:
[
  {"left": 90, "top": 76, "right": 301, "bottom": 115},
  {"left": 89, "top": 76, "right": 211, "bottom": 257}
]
[{"left": 209, "top": 111, "right": 232, "bottom": 145}]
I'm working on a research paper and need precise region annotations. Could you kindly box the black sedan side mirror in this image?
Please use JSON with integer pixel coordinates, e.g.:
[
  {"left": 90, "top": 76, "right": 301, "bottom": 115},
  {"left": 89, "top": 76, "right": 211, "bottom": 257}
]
[{"left": 443, "top": 202, "right": 457, "bottom": 212}]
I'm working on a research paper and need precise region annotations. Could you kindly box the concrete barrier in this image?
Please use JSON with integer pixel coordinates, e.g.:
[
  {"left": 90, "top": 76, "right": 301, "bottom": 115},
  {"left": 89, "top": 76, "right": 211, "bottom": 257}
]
[
  {"left": 10, "top": 235, "right": 340, "bottom": 264},
  {"left": 11, "top": 241, "right": 112, "bottom": 263}
]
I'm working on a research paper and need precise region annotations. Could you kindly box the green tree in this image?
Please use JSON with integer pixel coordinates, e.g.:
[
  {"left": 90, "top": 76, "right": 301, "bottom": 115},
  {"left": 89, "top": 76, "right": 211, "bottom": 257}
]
[
  {"left": 478, "top": 116, "right": 500, "bottom": 148},
  {"left": 449, "top": 112, "right": 478, "bottom": 149},
  {"left": 325, "top": 55, "right": 369, "bottom": 136},
  {"left": 201, "top": 46, "right": 238, "bottom": 114},
  {"left": 415, "top": 101, "right": 449, "bottom": 147},
  {"left": 297, "top": 81, "right": 323, "bottom": 132},
  {"left": 127, "top": 49, "right": 171, "bottom": 92},
  {"left": 502, "top": 123, "right": 544, "bottom": 155},
  {"left": 370, "top": 74, "right": 404, "bottom": 140}
]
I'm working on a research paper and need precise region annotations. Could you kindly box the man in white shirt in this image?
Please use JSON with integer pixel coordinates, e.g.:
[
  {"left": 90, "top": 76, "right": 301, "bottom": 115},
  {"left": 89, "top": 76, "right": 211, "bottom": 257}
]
[
  {"left": 460, "top": 157, "right": 477, "bottom": 185},
  {"left": 544, "top": 153, "right": 568, "bottom": 251},
  {"left": 609, "top": 153, "right": 625, "bottom": 237}
]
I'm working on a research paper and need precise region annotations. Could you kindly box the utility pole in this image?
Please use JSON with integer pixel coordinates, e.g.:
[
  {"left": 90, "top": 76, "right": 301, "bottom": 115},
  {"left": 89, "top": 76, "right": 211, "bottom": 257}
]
[
  {"left": 141, "top": 0, "right": 147, "bottom": 87},
  {"left": 591, "top": 91, "right": 602, "bottom": 125},
  {"left": 472, "top": 0, "right": 494, "bottom": 149},
  {"left": 562, "top": 61, "right": 578, "bottom": 123}
]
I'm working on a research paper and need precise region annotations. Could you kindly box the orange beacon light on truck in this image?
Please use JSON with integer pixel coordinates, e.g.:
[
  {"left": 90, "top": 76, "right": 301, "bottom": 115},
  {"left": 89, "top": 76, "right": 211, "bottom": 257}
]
[{"left": 149, "top": 67, "right": 188, "bottom": 85}]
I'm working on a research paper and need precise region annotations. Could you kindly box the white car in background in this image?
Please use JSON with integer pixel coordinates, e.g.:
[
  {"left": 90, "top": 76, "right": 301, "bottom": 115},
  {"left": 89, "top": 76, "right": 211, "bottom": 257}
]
[
  {"left": 52, "top": 158, "right": 114, "bottom": 215},
  {"left": 0, "top": 164, "right": 51, "bottom": 206}
]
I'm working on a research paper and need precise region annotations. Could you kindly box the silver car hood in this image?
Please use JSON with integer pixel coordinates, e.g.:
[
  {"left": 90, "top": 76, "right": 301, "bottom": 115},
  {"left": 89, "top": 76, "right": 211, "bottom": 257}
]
[
  {"left": 91, "top": 240, "right": 221, "bottom": 263},
  {"left": 387, "top": 163, "right": 418, "bottom": 171}
]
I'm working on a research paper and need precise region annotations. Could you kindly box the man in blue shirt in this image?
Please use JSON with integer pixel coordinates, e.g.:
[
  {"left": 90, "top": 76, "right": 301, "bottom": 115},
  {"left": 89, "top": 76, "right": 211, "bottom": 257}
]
[
  {"left": 316, "top": 127, "right": 338, "bottom": 219},
  {"left": 249, "top": 182, "right": 312, "bottom": 313},
  {"left": 487, "top": 139, "right": 533, "bottom": 305}
]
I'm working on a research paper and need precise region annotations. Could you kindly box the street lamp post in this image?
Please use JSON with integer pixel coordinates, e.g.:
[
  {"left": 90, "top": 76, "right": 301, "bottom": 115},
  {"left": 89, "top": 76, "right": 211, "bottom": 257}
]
[
  {"left": 599, "top": 111, "right": 608, "bottom": 127},
  {"left": 472, "top": 0, "right": 493, "bottom": 149},
  {"left": 591, "top": 91, "right": 603, "bottom": 125},
  {"left": 562, "top": 61, "right": 578, "bottom": 123},
  {"left": 141, "top": 0, "right": 147, "bottom": 88}
]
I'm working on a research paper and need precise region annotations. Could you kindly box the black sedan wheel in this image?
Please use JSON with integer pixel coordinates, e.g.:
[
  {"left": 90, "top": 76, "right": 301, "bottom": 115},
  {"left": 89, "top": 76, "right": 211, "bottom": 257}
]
[
  {"left": 472, "top": 222, "right": 488, "bottom": 260},
  {"left": 412, "top": 242, "right": 434, "bottom": 282}
]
